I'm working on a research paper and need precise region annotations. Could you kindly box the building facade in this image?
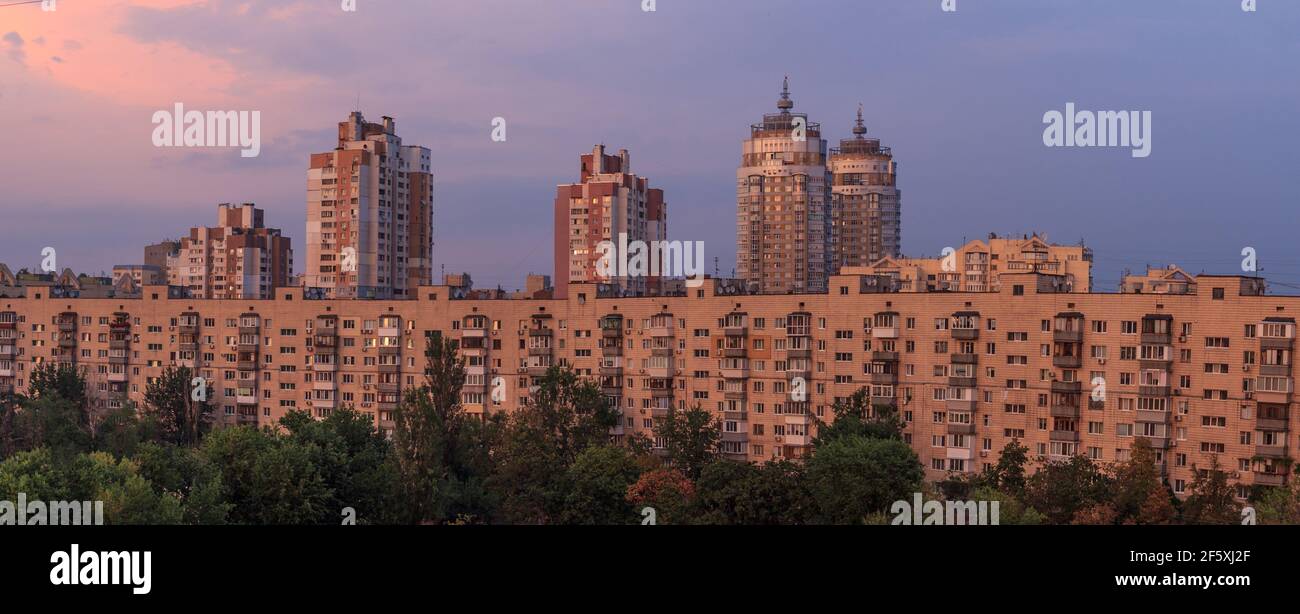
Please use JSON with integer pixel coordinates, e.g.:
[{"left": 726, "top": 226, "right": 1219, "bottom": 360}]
[
  {"left": 553, "top": 145, "right": 666, "bottom": 298},
  {"left": 737, "top": 79, "right": 833, "bottom": 295},
  {"left": 830, "top": 106, "right": 901, "bottom": 269},
  {"left": 166, "top": 203, "right": 293, "bottom": 300},
  {"left": 306, "top": 112, "right": 433, "bottom": 299},
  {"left": 0, "top": 272, "right": 1292, "bottom": 499},
  {"left": 849, "top": 234, "right": 1093, "bottom": 293}
]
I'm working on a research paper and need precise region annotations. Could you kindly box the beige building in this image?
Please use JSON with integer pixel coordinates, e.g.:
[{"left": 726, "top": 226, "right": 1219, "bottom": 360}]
[
  {"left": 144, "top": 240, "right": 180, "bottom": 282},
  {"left": 849, "top": 233, "right": 1092, "bottom": 293},
  {"left": 0, "top": 270, "right": 1293, "bottom": 499},
  {"left": 165, "top": 203, "right": 292, "bottom": 300},
  {"left": 1122, "top": 265, "right": 1198, "bottom": 295},
  {"left": 112, "top": 265, "right": 164, "bottom": 288},
  {"left": 306, "top": 112, "right": 433, "bottom": 299},
  {"left": 737, "top": 78, "right": 832, "bottom": 295},
  {"left": 830, "top": 105, "right": 901, "bottom": 269},
  {"left": 553, "top": 145, "right": 666, "bottom": 298}
]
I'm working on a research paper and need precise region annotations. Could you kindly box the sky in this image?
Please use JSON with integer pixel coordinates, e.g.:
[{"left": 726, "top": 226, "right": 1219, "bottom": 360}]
[{"left": 1, "top": 0, "right": 1298, "bottom": 292}]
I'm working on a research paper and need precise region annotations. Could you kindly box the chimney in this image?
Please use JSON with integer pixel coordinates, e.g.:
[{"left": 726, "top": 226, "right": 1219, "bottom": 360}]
[
  {"left": 382, "top": 116, "right": 395, "bottom": 133},
  {"left": 619, "top": 148, "right": 630, "bottom": 173}
]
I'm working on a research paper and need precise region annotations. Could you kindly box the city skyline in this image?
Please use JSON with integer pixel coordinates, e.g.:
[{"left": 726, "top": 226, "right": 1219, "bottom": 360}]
[{"left": 3, "top": 0, "right": 1299, "bottom": 292}]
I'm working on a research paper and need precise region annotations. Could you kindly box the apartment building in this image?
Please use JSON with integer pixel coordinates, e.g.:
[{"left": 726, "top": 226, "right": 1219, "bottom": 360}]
[
  {"left": 553, "top": 145, "right": 667, "bottom": 299},
  {"left": 1122, "top": 265, "right": 1198, "bottom": 295},
  {"left": 830, "top": 106, "right": 901, "bottom": 269},
  {"left": 305, "top": 112, "right": 433, "bottom": 299},
  {"left": 0, "top": 271, "right": 1293, "bottom": 499},
  {"left": 165, "top": 203, "right": 293, "bottom": 300},
  {"left": 848, "top": 233, "right": 1093, "bottom": 293},
  {"left": 144, "top": 240, "right": 180, "bottom": 283},
  {"left": 737, "top": 78, "right": 833, "bottom": 295},
  {"left": 112, "top": 265, "right": 164, "bottom": 288}
]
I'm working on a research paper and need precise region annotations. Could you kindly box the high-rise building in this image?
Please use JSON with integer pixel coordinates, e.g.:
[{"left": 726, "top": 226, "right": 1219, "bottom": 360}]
[
  {"left": 144, "top": 239, "right": 180, "bottom": 281},
  {"left": 830, "top": 105, "right": 901, "bottom": 269},
  {"left": 306, "top": 112, "right": 433, "bottom": 299},
  {"left": 553, "top": 145, "right": 666, "bottom": 298},
  {"left": 737, "top": 78, "right": 832, "bottom": 294},
  {"left": 166, "top": 203, "right": 292, "bottom": 300}
]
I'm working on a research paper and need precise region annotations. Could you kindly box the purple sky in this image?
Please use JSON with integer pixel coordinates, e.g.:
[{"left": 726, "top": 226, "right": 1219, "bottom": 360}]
[{"left": 2, "top": 0, "right": 1299, "bottom": 292}]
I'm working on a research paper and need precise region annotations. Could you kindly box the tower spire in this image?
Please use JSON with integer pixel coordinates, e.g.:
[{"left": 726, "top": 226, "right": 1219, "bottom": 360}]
[
  {"left": 777, "top": 75, "right": 794, "bottom": 112},
  {"left": 853, "top": 103, "right": 867, "bottom": 137}
]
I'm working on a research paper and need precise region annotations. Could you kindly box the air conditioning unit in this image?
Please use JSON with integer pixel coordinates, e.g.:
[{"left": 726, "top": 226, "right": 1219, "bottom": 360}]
[
  {"left": 1244, "top": 364, "right": 1251, "bottom": 372},
  {"left": 1174, "top": 414, "right": 1183, "bottom": 421},
  {"left": 1098, "top": 358, "right": 1106, "bottom": 365},
  {"left": 1178, "top": 335, "right": 1187, "bottom": 342},
  {"left": 980, "top": 450, "right": 989, "bottom": 458},
  {"left": 1245, "top": 392, "right": 1254, "bottom": 400}
]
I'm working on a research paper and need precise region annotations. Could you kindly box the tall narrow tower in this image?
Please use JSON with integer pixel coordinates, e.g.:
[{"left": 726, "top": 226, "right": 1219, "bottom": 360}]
[
  {"left": 306, "top": 112, "right": 433, "bottom": 299},
  {"left": 830, "top": 104, "right": 901, "bottom": 269},
  {"left": 736, "top": 78, "right": 832, "bottom": 294}
]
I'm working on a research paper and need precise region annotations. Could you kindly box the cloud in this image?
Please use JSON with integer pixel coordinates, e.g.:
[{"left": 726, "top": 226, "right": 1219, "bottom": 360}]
[{"left": 3, "top": 32, "right": 25, "bottom": 65}]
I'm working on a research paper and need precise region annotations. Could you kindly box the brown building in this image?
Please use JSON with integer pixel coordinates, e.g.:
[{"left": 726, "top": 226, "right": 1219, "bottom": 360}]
[
  {"left": 0, "top": 271, "right": 1293, "bottom": 500},
  {"left": 166, "top": 203, "right": 293, "bottom": 300},
  {"left": 830, "top": 105, "right": 901, "bottom": 269},
  {"left": 737, "top": 78, "right": 832, "bottom": 295},
  {"left": 1122, "top": 265, "right": 1198, "bottom": 295},
  {"left": 306, "top": 112, "right": 433, "bottom": 299},
  {"left": 553, "top": 145, "right": 666, "bottom": 298},
  {"left": 144, "top": 240, "right": 180, "bottom": 281},
  {"left": 849, "top": 233, "right": 1092, "bottom": 293}
]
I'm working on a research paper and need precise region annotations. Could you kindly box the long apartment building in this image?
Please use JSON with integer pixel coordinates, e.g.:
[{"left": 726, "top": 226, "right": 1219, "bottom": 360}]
[
  {"left": 306, "top": 112, "right": 433, "bottom": 299},
  {"left": 830, "top": 106, "right": 901, "bottom": 269},
  {"left": 849, "top": 233, "right": 1093, "bottom": 293},
  {"left": 0, "top": 271, "right": 1295, "bottom": 499},
  {"left": 553, "top": 145, "right": 667, "bottom": 298},
  {"left": 164, "top": 203, "right": 293, "bottom": 300}
]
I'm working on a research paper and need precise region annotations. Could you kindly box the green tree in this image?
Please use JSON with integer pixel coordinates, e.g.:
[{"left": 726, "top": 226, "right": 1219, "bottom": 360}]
[
  {"left": 557, "top": 445, "right": 642, "bottom": 524},
  {"left": 94, "top": 402, "right": 159, "bottom": 459},
  {"left": 1111, "top": 438, "right": 1175, "bottom": 524},
  {"left": 693, "top": 459, "right": 812, "bottom": 525},
  {"left": 812, "top": 387, "right": 904, "bottom": 447},
  {"left": 805, "top": 435, "right": 923, "bottom": 524},
  {"left": 652, "top": 405, "right": 720, "bottom": 480},
  {"left": 980, "top": 439, "right": 1030, "bottom": 500},
  {"left": 1024, "top": 455, "right": 1114, "bottom": 524},
  {"left": 969, "top": 485, "right": 1045, "bottom": 525},
  {"left": 199, "top": 427, "right": 332, "bottom": 524},
  {"left": 8, "top": 395, "right": 92, "bottom": 458},
  {"left": 1253, "top": 485, "right": 1300, "bottom": 524},
  {"left": 490, "top": 366, "right": 619, "bottom": 523},
  {"left": 143, "top": 366, "right": 212, "bottom": 446},
  {"left": 28, "top": 362, "right": 88, "bottom": 410},
  {"left": 133, "top": 442, "right": 230, "bottom": 524},
  {"left": 1182, "top": 455, "right": 1240, "bottom": 525},
  {"left": 281, "top": 407, "right": 401, "bottom": 524},
  {"left": 391, "top": 334, "right": 496, "bottom": 524}
]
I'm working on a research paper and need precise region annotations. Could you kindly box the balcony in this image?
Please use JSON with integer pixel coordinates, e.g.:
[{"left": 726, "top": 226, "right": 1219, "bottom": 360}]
[
  {"left": 650, "top": 386, "right": 674, "bottom": 399},
  {"left": 0, "top": 345, "right": 15, "bottom": 358},
  {"left": 720, "top": 367, "right": 750, "bottom": 380},
  {"left": 946, "top": 399, "right": 977, "bottom": 413},
  {"left": 1052, "top": 355, "right": 1082, "bottom": 369},
  {"left": 1053, "top": 330, "right": 1083, "bottom": 343},
  {"left": 1050, "top": 430, "right": 1080, "bottom": 442},
  {"left": 1142, "top": 436, "right": 1170, "bottom": 450},
  {"left": 871, "top": 325, "right": 899, "bottom": 340},
  {"left": 722, "top": 346, "right": 747, "bottom": 359},
  {"left": 952, "top": 328, "right": 979, "bottom": 341},
  {"left": 651, "top": 405, "right": 672, "bottom": 419},
  {"left": 528, "top": 345, "right": 553, "bottom": 357},
  {"left": 947, "top": 376, "right": 975, "bottom": 388},
  {"left": 1259, "top": 364, "right": 1291, "bottom": 377},
  {"left": 1138, "top": 385, "right": 1171, "bottom": 398},
  {"left": 1050, "top": 404, "right": 1081, "bottom": 418},
  {"left": 947, "top": 422, "right": 975, "bottom": 436},
  {"left": 1051, "top": 380, "right": 1082, "bottom": 394},
  {"left": 527, "top": 327, "right": 554, "bottom": 338},
  {"left": 377, "top": 363, "right": 400, "bottom": 374},
  {"left": 377, "top": 346, "right": 401, "bottom": 357},
  {"left": 945, "top": 447, "right": 973, "bottom": 461},
  {"left": 107, "top": 372, "right": 128, "bottom": 383},
  {"left": 1136, "top": 409, "right": 1169, "bottom": 424},
  {"left": 1261, "top": 337, "right": 1294, "bottom": 350},
  {"left": 647, "top": 323, "right": 674, "bottom": 338},
  {"left": 724, "top": 324, "right": 748, "bottom": 337},
  {"left": 872, "top": 371, "right": 899, "bottom": 386},
  {"left": 109, "top": 338, "right": 130, "bottom": 350},
  {"left": 599, "top": 365, "right": 623, "bottom": 377},
  {"left": 1257, "top": 416, "right": 1289, "bottom": 431},
  {"left": 460, "top": 327, "right": 487, "bottom": 339},
  {"left": 786, "top": 346, "right": 811, "bottom": 359},
  {"left": 872, "top": 350, "right": 899, "bottom": 362},
  {"left": 312, "top": 398, "right": 336, "bottom": 411},
  {"left": 1254, "top": 472, "right": 1287, "bottom": 487},
  {"left": 720, "top": 431, "right": 749, "bottom": 444},
  {"left": 1255, "top": 445, "right": 1288, "bottom": 459},
  {"left": 647, "top": 365, "right": 675, "bottom": 379},
  {"left": 58, "top": 335, "right": 76, "bottom": 348},
  {"left": 237, "top": 360, "right": 258, "bottom": 371},
  {"left": 239, "top": 325, "right": 260, "bottom": 336},
  {"left": 313, "top": 380, "right": 336, "bottom": 391},
  {"left": 0, "top": 365, "right": 14, "bottom": 378},
  {"left": 950, "top": 353, "right": 978, "bottom": 365},
  {"left": 1141, "top": 332, "right": 1172, "bottom": 346},
  {"left": 236, "top": 394, "right": 258, "bottom": 406}
]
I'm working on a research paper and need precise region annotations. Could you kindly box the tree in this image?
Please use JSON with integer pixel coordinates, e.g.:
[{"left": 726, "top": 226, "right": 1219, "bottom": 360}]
[
  {"left": 652, "top": 405, "right": 720, "bottom": 480},
  {"left": 28, "top": 362, "right": 88, "bottom": 410},
  {"left": 805, "top": 435, "right": 923, "bottom": 524},
  {"left": 133, "top": 442, "right": 230, "bottom": 524},
  {"left": 7, "top": 395, "right": 92, "bottom": 458},
  {"left": 1111, "top": 438, "right": 1175, "bottom": 524},
  {"left": 1182, "top": 455, "right": 1240, "bottom": 525},
  {"left": 812, "top": 387, "right": 904, "bottom": 447},
  {"left": 969, "top": 485, "right": 1045, "bottom": 525},
  {"left": 1025, "top": 455, "right": 1113, "bottom": 524},
  {"left": 391, "top": 334, "right": 496, "bottom": 524},
  {"left": 281, "top": 407, "right": 400, "bottom": 524},
  {"left": 143, "top": 366, "right": 212, "bottom": 446},
  {"left": 693, "top": 459, "right": 812, "bottom": 525},
  {"left": 557, "top": 445, "right": 642, "bottom": 525},
  {"left": 1252, "top": 485, "right": 1300, "bottom": 524},
  {"left": 94, "top": 402, "right": 159, "bottom": 459},
  {"left": 489, "top": 366, "right": 619, "bottom": 523},
  {"left": 980, "top": 439, "right": 1030, "bottom": 500},
  {"left": 199, "top": 427, "right": 332, "bottom": 524},
  {"left": 626, "top": 468, "right": 695, "bottom": 525}
]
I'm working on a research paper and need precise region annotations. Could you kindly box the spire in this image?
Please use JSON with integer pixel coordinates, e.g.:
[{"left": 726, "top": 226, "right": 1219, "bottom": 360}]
[
  {"left": 777, "top": 75, "right": 794, "bottom": 112},
  {"left": 853, "top": 103, "right": 867, "bottom": 137}
]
